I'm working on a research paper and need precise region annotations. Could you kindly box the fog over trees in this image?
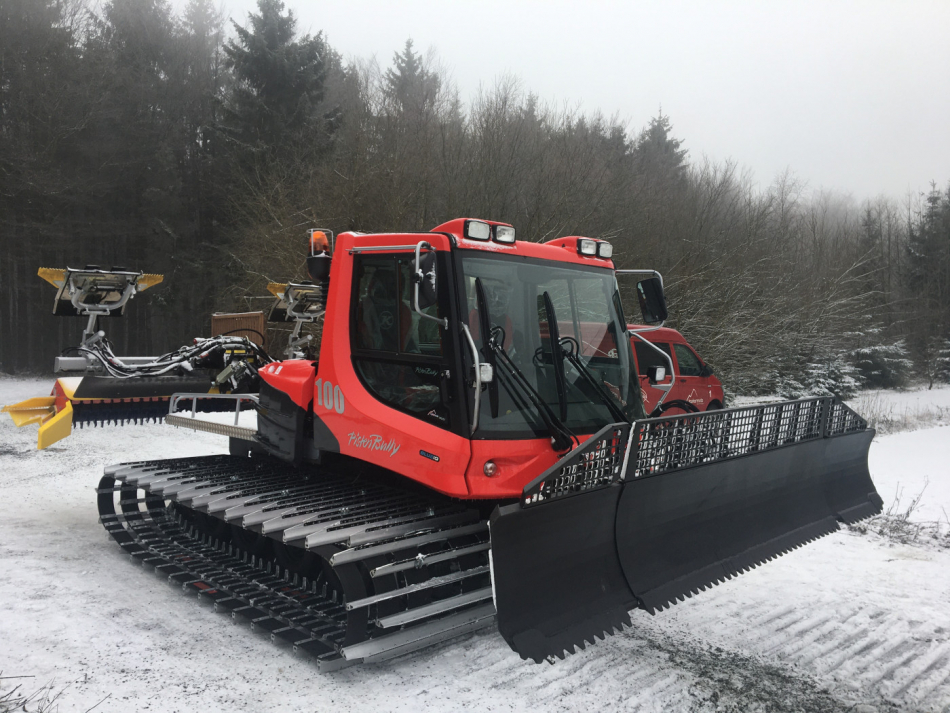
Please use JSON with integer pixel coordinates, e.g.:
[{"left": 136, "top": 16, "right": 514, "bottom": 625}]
[{"left": 2, "top": 0, "right": 949, "bottom": 394}]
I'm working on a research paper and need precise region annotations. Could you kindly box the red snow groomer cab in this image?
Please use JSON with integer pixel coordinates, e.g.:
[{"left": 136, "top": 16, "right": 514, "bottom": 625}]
[
  {"left": 629, "top": 326, "right": 725, "bottom": 415},
  {"left": 98, "top": 218, "right": 882, "bottom": 669}
]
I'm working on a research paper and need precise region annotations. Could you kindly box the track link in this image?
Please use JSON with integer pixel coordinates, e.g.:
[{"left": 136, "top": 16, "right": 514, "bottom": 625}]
[{"left": 98, "top": 455, "right": 495, "bottom": 668}]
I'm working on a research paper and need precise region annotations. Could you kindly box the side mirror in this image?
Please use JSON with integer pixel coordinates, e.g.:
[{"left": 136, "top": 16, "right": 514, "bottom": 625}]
[
  {"left": 647, "top": 365, "right": 666, "bottom": 384},
  {"left": 416, "top": 250, "right": 438, "bottom": 310},
  {"left": 700, "top": 363, "right": 714, "bottom": 377},
  {"left": 636, "top": 277, "right": 668, "bottom": 324}
]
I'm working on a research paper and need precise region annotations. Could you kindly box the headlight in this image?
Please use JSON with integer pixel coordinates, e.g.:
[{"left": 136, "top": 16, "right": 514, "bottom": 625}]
[
  {"left": 597, "top": 242, "right": 613, "bottom": 259},
  {"left": 577, "top": 239, "right": 597, "bottom": 256},
  {"left": 494, "top": 225, "right": 516, "bottom": 244}
]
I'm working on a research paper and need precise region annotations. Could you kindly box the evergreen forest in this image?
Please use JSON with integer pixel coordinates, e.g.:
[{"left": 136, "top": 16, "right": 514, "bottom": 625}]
[{"left": 2, "top": 0, "right": 949, "bottom": 396}]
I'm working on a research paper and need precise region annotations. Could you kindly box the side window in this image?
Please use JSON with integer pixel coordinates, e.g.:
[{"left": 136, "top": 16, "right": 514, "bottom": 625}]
[
  {"left": 633, "top": 341, "right": 672, "bottom": 375},
  {"left": 355, "top": 258, "right": 400, "bottom": 352},
  {"left": 673, "top": 344, "right": 703, "bottom": 377},
  {"left": 398, "top": 258, "right": 442, "bottom": 356},
  {"left": 352, "top": 255, "right": 448, "bottom": 426},
  {"left": 354, "top": 360, "right": 446, "bottom": 424}
]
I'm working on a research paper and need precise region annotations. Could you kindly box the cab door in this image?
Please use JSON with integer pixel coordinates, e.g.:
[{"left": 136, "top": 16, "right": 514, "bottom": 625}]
[{"left": 313, "top": 237, "right": 473, "bottom": 498}]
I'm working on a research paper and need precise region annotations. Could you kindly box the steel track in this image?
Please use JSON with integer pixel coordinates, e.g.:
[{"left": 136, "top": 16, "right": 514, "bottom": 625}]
[{"left": 98, "top": 455, "right": 495, "bottom": 670}]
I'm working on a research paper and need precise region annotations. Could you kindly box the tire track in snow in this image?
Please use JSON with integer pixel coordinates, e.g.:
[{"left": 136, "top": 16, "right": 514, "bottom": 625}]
[
  {"left": 890, "top": 646, "right": 950, "bottom": 699},
  {"left": 647, "top": 569, "right": 950, "bottom": 710}
]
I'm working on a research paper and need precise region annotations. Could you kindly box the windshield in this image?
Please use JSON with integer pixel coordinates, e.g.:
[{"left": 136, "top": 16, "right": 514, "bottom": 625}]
[{"left": 460, "top": 253, "right": 644, "bottom": 439}]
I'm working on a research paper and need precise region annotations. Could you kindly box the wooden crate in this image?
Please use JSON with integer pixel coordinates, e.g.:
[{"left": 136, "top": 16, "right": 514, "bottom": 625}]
[{"left": 211, "top": 312, "right": 267, "bottom": 348}]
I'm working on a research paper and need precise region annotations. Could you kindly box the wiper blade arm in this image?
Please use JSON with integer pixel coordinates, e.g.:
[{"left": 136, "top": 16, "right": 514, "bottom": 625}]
[
  {"left": 542, "top": 292, "right": 569, "bottom": 420},
  {"left": 559, "top": 337, "right": 629, "bottom": 423},
  {"left": 490, "top": 330, "right": 576, "bottom": 453}
]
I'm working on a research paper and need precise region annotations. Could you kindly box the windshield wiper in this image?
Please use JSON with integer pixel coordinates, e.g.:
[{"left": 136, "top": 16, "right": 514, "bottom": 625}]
[
  {"left": 474, "top": 278, "right": 499, "bottom": 418},
  {"left": 473, "top": 279, "right": 574, "bottom": 452},
  {"left": 490, "top": 330, "right": 576, "bottom": 453},
  {"left": 541, "top": 291, "right": 569, "bottom": 421},
  {"left": 542, "top": 292, "right": 629, "bottom": 424},
  {"left": 558, "top": 336, "right": 629, "bottom": 423}
]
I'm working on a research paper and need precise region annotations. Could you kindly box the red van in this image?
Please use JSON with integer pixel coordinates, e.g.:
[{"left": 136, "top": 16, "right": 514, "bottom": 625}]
[{"left": 628, "top": 325, "right": 725, "bottom": 416}]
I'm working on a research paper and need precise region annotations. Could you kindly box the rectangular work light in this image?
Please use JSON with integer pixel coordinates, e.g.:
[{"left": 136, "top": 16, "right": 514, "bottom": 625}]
[
  {"left": 577, "top": 239, "right": 597, "bottom": 256},
  {"left": 464, "top": 220, "right": 492, "bottom": 241},
  {"left": 494, "top": 226, "right": 516, "bottom": 244}
]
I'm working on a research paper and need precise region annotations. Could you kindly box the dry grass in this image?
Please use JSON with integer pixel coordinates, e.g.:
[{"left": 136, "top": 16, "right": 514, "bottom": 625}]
[
  {"left": 0, "top": 675, "right": 65, "bottom": 713},
  {"left": 847, "top": 391, "right": 950, "bottom": 435},
  {"left": 848, "top": 482, "right": 950, "bottom": 550}
]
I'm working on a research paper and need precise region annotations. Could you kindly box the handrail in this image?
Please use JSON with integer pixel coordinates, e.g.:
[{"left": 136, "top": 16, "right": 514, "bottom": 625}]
[
  {"left": 168, "top": 392, "right": 259, "bottom": 426},
  {"left": 460, "top": 324, "right": 481, "bottom": 435}
]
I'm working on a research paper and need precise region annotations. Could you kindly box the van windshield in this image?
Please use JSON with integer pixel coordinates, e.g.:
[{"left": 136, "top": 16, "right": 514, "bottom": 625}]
[{"left": 460, "top": 253, "right": 644, "bottom": 439}]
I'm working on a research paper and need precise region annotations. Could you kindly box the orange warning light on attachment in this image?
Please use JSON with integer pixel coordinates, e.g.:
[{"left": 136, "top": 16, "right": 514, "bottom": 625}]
[{"left": 309, "top": 230, "right": 330, "bottom": 255}]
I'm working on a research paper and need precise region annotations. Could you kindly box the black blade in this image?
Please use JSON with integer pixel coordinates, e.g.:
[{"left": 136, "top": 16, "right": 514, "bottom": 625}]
[
  {"left": 490, "top": 485, "right": 635, "bottom": 663},
  {"left": 72, "top": 389, "right": 241, "bottom": 427},
  {"left": 616, "top": 429, "right": 879, "bottom": 613},
  {"left": 490, "top": 397, "right": 882, "bottom": 663}
]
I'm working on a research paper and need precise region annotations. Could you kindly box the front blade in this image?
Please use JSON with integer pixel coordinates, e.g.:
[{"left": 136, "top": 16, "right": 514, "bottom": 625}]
[
  {"left": 491, "top": 424, "right": 635, "bottom": 662},
  {"left": 616, "top": 428, "right": 878, "bottom": 613},
  {"left": 491, "top": 485, "right": 636, "bottom": 663},
  {"left": 490, "top": 397, "right": 882, "bottom": 662}
]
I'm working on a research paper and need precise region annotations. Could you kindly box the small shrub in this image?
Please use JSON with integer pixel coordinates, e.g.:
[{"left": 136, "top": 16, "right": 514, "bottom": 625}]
[{"left": 850, "top": 341, "right": 913, "bottom": 389}]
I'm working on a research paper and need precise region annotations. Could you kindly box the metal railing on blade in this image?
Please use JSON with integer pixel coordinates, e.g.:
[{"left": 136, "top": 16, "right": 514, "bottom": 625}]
[
  {"left": 521, "top": 423, "right": 631, "bottom": 507},
  {"left": 628, "top": 396, "right": 868, "bottom": 480},
  {"left": 826, "top": 399, "right": 869, "bottom": 436},
  {"left": 516, "top": 397, "right": 868, "bottom": 508}
]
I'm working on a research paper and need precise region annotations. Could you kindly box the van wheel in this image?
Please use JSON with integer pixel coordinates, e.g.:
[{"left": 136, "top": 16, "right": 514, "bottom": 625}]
[{"left": 707, "top": 401, "right": 723, "bottom": 411}]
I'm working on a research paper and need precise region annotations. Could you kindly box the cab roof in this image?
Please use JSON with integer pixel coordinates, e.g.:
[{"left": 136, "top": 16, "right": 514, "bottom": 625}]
[{"left": 430, "top": 218, "right": 616, "bottom": 269}]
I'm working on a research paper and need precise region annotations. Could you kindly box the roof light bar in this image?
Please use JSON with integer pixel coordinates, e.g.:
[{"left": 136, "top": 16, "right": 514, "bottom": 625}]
[{"left": 597, "top": 242, "right": 613, "bottom": 259}]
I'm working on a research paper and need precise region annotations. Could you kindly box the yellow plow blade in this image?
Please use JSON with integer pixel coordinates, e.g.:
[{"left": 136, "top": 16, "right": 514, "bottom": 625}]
[{"left": 38, "top": 267, "right": 164, "bottom": 291}]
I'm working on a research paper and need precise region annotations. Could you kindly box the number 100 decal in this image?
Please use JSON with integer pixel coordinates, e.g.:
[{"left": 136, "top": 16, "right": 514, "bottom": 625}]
[{"left": 315, "top": 378, "right": 345, "bottom": 414}]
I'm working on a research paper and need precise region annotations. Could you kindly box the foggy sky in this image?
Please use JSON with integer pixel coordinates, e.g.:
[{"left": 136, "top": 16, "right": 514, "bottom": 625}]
[{"left": 216, "top": 0, "right": 950, "bottom": 201}]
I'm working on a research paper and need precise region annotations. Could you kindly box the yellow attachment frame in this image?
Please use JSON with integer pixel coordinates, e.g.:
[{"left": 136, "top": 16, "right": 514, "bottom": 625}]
[
  {"left": 37, "top": 268, "right": 164, "bottom": 291},
  {"left": 1, "top": 397, "right": 74, "bottom": 449}
]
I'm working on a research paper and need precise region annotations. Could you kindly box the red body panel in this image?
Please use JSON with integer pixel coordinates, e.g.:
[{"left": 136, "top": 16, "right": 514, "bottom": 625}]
[
  {"left": 628, "top": 325, "right": 725, "bottom": 413},
  {"left": 259, "top": 360, "right": 316, "bottom": 409},
  {"left": 464, "top": 437, "right": 562, "bottom": 499}
]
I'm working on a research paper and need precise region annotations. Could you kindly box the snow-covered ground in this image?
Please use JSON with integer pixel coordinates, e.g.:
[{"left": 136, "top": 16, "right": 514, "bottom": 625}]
[{"left": 1, "top": 377, "right": 949, "bottom": 713}]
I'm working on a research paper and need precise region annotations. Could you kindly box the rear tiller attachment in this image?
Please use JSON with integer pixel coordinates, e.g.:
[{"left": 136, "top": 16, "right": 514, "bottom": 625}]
[
  {"left": 2, "top": 266, "right": 271, "bottom": 448},
  {"left": 489, "top": 396, "right": 881, "bottom": 663}
]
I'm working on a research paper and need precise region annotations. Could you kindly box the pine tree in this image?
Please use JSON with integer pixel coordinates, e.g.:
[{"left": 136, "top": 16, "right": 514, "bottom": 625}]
[
  {"left": 222, "top": 0, "right": 328, "bottom": 152},
  {"left": 384, "top": 39, "right": 439, "bottom": 117},
  {"left": 631, "top": 112, "right": 688, "bottom": 181},
  {"left": 905, "top": 182, "right": 950, "bottom": 379}
]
